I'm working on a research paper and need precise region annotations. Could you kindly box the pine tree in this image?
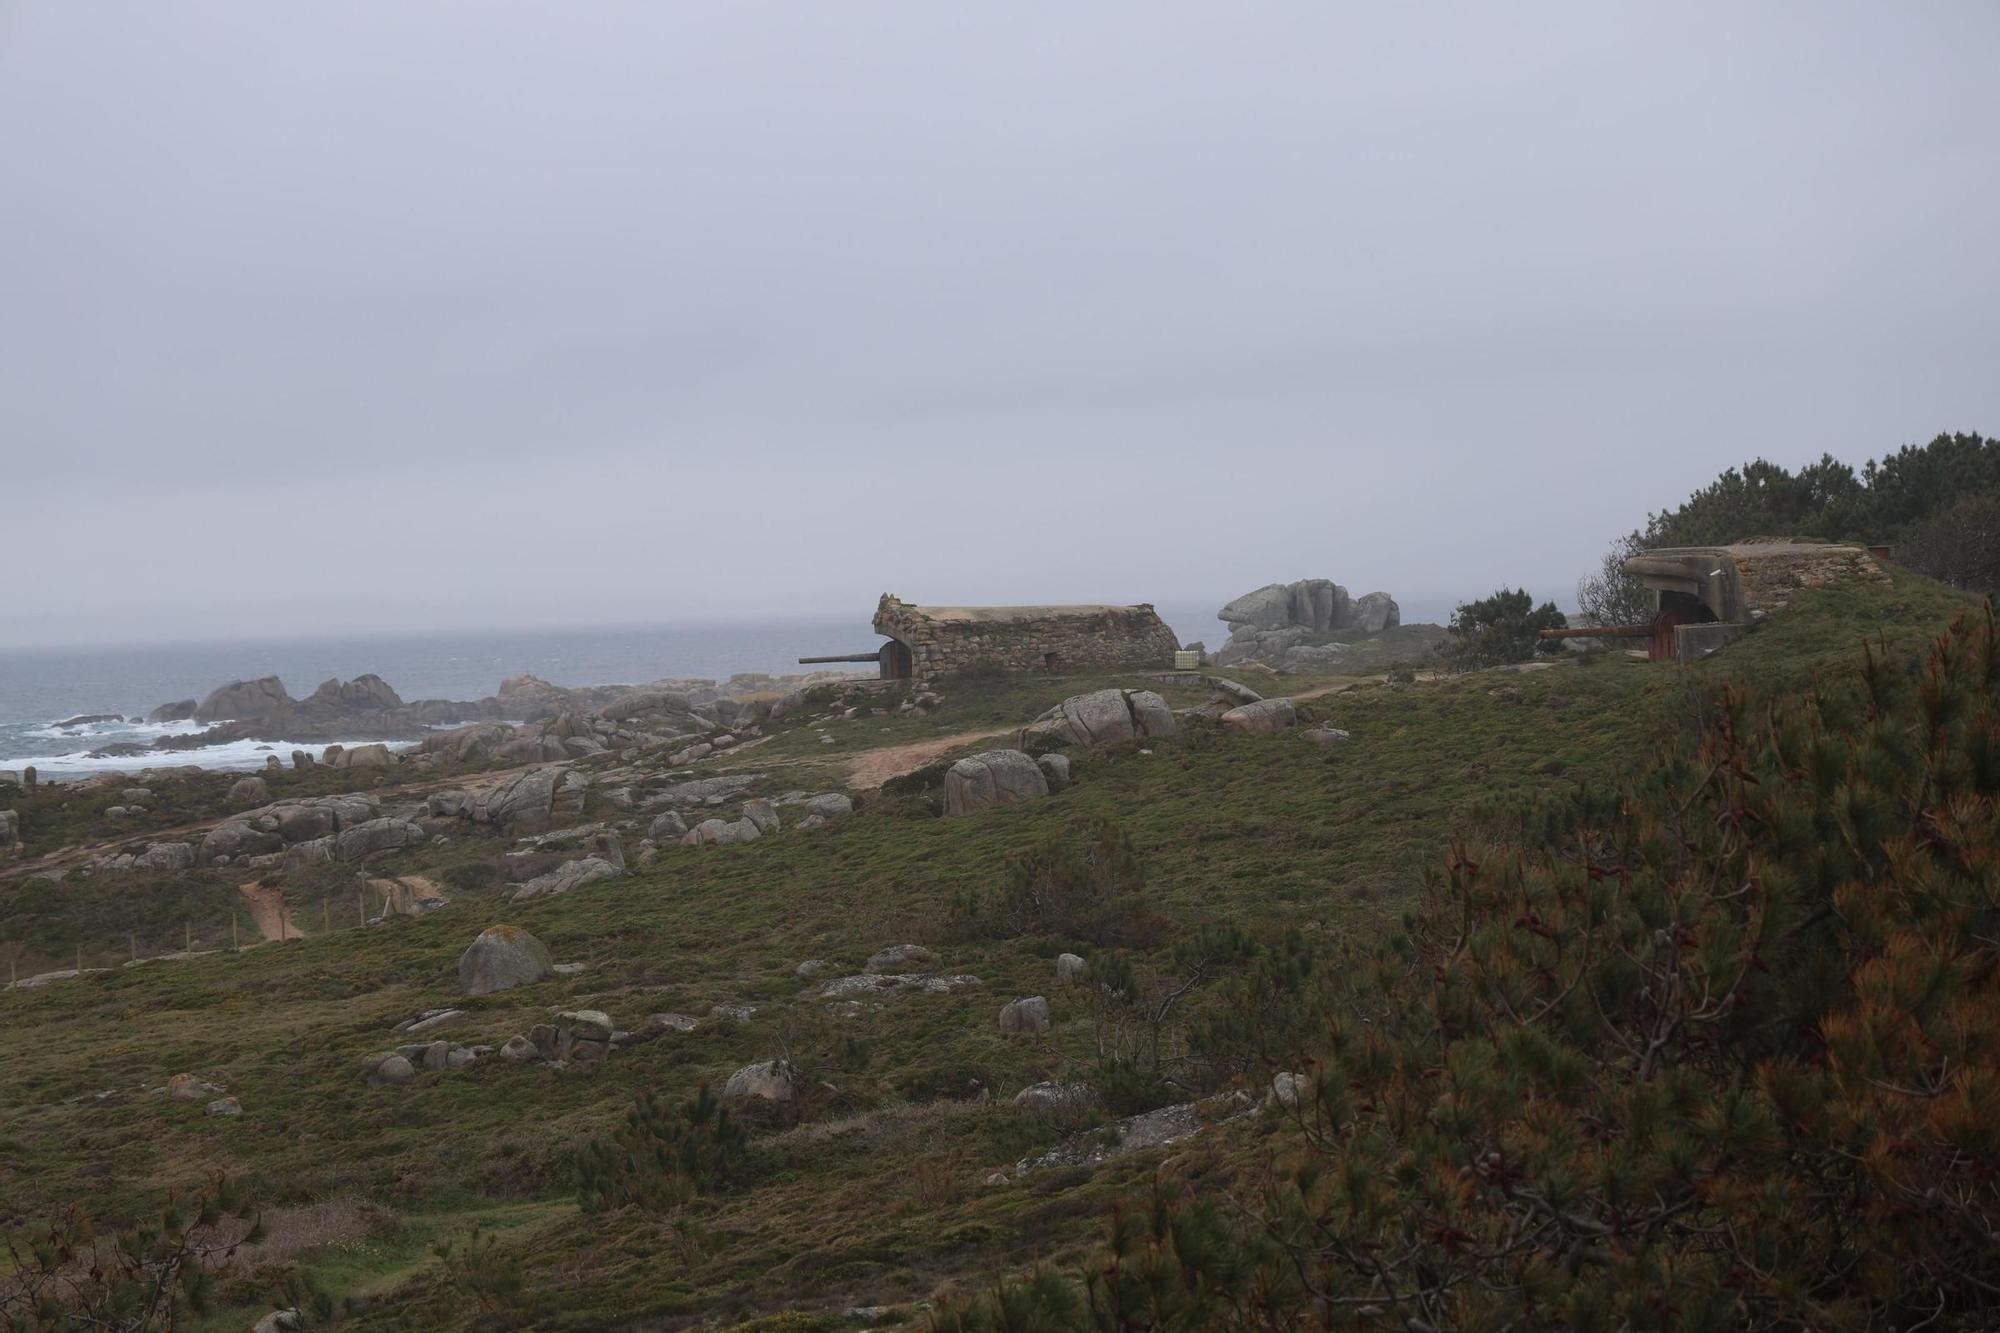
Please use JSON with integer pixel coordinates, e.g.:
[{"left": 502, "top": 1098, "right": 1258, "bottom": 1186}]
[{"left": 576, "top": 1084, "right": 748, "bottom": 1213}]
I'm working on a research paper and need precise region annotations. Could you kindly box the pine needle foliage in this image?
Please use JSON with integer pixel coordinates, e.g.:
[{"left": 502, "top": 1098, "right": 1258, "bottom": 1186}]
[
  {"left": 947, "top": 606, "right": 2000, "bottom": 1330},
  {"left": 0, "top": 1175, "right": 264, "bottom": 1331},
  {"left": 575, "top": 1084, "right": 748, "bottom": 1214}
]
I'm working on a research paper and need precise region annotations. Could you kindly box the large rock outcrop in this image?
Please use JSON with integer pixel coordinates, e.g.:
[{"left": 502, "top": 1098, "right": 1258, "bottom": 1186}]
[
  {"left": 196, "top": 792, "right": 386, "bottom": 866},
  {"left": 1214, "top": 580, "right": 1401, "bottom": 670},
  {"left": 194, "top": 676, "right": 293, "bottom": 724},
  {"left": 468, "top": 767, "right": 566, "bottom": 834},
  {"left": 308, "top": 673, "right": 403, "bottom": 713},
  {"left": 1219, "top": 698, "right": 1299, "bottom": 734},
  {"left": 458, "top": 926, "right": 552, "bottom": 995},
  {"left": 334, "top": 817, "right": 426, "bottom": 861},
  {"left": 943, "top": 750, "right": 1050, "bottom": 817},
  {"left": 1023, "top": 688, "right": 1177, "bottom": 748}
]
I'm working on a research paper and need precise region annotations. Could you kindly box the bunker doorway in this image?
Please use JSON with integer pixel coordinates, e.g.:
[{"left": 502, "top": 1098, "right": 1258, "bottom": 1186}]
[
  {"left": 879, "top": 639, "right": 914, "bottom": 680},
  {"left": 1649, "top": 592, "right": 1718, "bottom": 662}
]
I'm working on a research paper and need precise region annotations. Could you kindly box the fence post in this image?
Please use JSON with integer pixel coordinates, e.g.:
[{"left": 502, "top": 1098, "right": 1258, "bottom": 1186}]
[
  {"left": 322, "top": 898, "right": 330, "bottom": 935},
  {"left": 129, "top": 931, "right": 136, "bottom": 964},
  {"left": 232, "top": 915, "right": 239, "bottom": 951},
  {"left": 185, "top": 921, "right": 192, "bottom": 957}
]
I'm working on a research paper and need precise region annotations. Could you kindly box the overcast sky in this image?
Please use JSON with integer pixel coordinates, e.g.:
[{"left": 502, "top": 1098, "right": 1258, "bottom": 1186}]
[{"left": 4, "top": 3, "right": 1997, "bottom": 645}]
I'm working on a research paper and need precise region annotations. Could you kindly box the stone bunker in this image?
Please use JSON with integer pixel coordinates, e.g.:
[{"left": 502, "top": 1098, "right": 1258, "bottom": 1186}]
[{"left": 803, "top": 595, "right": 1181, "bottom": 681}]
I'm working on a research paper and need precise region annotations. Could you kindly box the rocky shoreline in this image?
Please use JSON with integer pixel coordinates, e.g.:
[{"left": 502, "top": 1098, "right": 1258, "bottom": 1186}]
[{"left": 74, "top": 667, "right": 868, "bottom": 767}]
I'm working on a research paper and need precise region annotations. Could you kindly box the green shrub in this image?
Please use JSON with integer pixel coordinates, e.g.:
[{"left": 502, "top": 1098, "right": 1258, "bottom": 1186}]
[
  {"left": 429, "top": 1222, "right": 523, "bottom": 1316},
  {"left": 441, "top": 860, "right": 500, "bottom": 894},
  {"left": 1436, "top": 587, "right": 1568, "bottom": 669},
  {"left": 959, "top": 818, "right": 1146, "bottom": 944},
  {"left": 575, "top": 1084, "right": 747, "bottom": 1213}
]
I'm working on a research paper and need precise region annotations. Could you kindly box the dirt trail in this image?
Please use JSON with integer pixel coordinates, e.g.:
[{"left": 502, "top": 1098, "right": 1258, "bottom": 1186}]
[
  {"left": 237, "top": 881, "right": 301, "bottom": 942},
  {"left": 838, "top": 679, "right": 1399, "bottom": 790},
  {"left": 370, "top": 875, "right": 443, "bottom": 918},
  {"left": 843, "top": 725, "right": 1020, "bottom": 790},
  {"left": 1289, "top": 674, "right": 1388, "bottom": 701}
]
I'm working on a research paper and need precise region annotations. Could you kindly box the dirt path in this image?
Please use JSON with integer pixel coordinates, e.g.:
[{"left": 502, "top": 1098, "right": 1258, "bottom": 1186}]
[
  {"left": 843, "top": 725, "right": 1020, "bottom": 790},
  {"left": 370, "top": 875, "right": 443, "bottom": 918},
  {"left": 1290, "top": 674, "right": 1388, "bottom": 701},
  {"left": 837, "top": 680, "right": 1406, "bottom": 790},
  {"left": 237, "top": 881, "right": 301, "bottom": 942}
]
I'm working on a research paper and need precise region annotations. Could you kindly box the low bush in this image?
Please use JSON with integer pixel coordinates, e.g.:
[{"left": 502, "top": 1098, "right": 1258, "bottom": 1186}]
[{"left": 954, "top": 818, "right": 1147, "bottom": 946}]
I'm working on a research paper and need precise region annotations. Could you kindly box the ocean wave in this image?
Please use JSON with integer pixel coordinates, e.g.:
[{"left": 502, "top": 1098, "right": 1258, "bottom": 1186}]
[
  {"left": 25, "top": 717, "right": 198, "bottom": 742},
  {"left": 3, "top": 737, "right": 410, "bottom": 777}
]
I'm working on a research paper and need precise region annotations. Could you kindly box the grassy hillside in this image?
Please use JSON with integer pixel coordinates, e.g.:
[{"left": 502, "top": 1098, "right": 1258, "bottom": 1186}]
[{"left": 0, "top": 568, "right": 1978, "bottom": 1329}]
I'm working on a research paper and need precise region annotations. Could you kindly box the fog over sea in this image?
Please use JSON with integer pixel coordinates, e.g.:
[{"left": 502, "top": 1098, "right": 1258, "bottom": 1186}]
[{"left": 0, "top": 606, "right": 1238, "bottom": 775}]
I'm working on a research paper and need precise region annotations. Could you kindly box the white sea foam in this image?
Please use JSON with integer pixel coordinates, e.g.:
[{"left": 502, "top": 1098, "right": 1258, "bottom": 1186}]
[
  {"left": 26, "top": 717, "right": 194, "bottom": 742},
  {"left": 8, "top": 737, "right": 410, "bottom": 778}
]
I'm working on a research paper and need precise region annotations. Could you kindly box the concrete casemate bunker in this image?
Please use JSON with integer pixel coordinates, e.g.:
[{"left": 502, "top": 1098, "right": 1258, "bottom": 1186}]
[{"left": 1557, "top": 541, "right": 1891, "bottom": 663}]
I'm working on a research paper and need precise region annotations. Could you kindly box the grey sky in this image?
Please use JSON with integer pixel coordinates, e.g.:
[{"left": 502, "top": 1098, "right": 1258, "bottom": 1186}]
[{"left": 4, "top": 3, "right": 1997, "bottom": 645}]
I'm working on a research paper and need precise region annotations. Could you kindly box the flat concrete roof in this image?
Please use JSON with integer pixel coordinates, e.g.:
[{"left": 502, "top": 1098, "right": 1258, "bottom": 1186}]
[
  {"left": 1638, "top": 542, "right": 1867, "bottom": 558},
  {"left": 900, "top": 603, "right": 1149, "bottom": 623}
]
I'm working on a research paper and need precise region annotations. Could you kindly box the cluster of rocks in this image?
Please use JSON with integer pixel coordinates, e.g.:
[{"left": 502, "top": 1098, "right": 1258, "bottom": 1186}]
[
  {"left": 676, "top": 790, "right": 853, "bottom": 849},
  {"left": 1213, "top": 578, "right": 1401, "bottom": 670},
  {"left": 1012, "top": 1080, "right": 1100, "bottom": 1120},
  {"left": 416, "top": 692, "right": 763, "bottom": 770},
  {"left": 996, "top": 1072, "right": 1313, "bottom": 1182},
  {"left": 498, "top": 1010, "right": 621, "bottom": 1068},
  {"left": 360, "top": 1038, "right": 493, "bottom": 1085},
  {"left": 1020, "top": 687, "right": 1177, "bottom": 748},
  {"left": 73, "top": 788, "right": 436, "bottom": 876},
  {"left": 999, "top": 1099, "right": 1237, "bottom": 1179},
  {"left": 1213, "top": 697, "right": 1350, "bottom": 748},
  {"left": 196, "top": 792, "right": 429, "bottom": 870},
  {"left": 508, "top": 830, "right": 627, "bottom": 903},
  {"left": 812, "top": 945, "right": 983, "bottom": 1010}
]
